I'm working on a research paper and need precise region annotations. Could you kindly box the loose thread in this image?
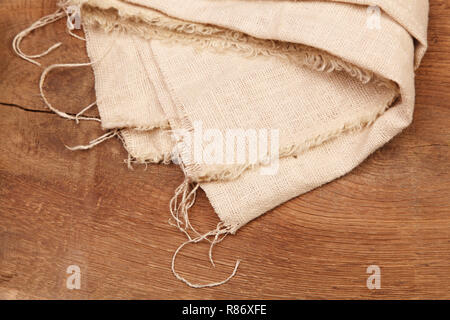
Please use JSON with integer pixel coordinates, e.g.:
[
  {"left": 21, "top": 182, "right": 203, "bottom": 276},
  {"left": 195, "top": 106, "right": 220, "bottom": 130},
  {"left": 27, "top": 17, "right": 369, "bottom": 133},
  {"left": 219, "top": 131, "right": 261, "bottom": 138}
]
[
  {"left": 169, "top": 164, "right": 240, "bottom": 287},
  {"left": 12, "top": 8, "right": 65, "bottom": 66},
  {"left": 169, "top": 164, "right": 204, "bottom": 240},
  {"left": 39, "top": 61, "right": 101, "bottom": 122},
  {"left": 209, "top": 230, "right": 227, "bottom": 267},
  {"left": 38, "top": 40, "right": 115, "bottom": 122},
  {"left": 14, "top": 2, "right": 108, "bottom": 125},
  {"left": 65, "top": 129, "right": 119, "bottom": 151},
  {"left": 12, "top": 4, "right": 86, "bottom": 67},
  {"left": 68, "top": 28, "right": 86, "bottom": 41},
  {"left": 169, "top": 178, "right": 195, "bottom": 240},
  {"left": 75, "top": 101, "right": 99, "bottom": 124},
  {"left": 172, "top": 222, "right": 241, "bottom": 288}
]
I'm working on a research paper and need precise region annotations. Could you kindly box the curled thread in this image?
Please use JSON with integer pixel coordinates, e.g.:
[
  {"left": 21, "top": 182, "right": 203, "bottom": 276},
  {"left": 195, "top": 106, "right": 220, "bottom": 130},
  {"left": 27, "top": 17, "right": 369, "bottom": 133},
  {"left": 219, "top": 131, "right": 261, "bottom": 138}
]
[
  {"left": 12, "top": 8, "right": 66, "bottom": 66},
  {"left": 65, "top": 129, "right": 119, "bottom": 151},
  {"left": 172, "top": 222, "right": 240, "bottom": 288},
  {"left": 75, "top": 101, "right": 99, "bottom": 124},
  {"left": 39, "top": 61, "right": 101, "bottom": 122},
  {"left": 169, "top": 163, "right": 241, "bottom": 287},
  {"left": 38, "top": 40, "right": 115, "bottom": 122},
  {"left": 12, "top": 4, "right": 86, "bottom": 67}
]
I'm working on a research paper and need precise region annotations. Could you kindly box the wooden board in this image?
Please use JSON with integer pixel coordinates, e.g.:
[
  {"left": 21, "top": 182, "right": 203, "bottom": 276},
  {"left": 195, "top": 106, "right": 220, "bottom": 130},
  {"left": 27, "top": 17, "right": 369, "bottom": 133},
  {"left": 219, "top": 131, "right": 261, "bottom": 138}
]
[{"left": 0, "top": 0, "right": 449, "bottom": 299}]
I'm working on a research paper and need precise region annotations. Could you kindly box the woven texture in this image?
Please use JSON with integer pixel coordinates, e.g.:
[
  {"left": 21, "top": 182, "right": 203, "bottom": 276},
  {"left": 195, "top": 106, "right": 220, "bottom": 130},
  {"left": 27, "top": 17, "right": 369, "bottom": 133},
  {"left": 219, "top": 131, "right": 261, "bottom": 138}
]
[{"left": 79, "top": 0, "right": 429, "bottom": 230}]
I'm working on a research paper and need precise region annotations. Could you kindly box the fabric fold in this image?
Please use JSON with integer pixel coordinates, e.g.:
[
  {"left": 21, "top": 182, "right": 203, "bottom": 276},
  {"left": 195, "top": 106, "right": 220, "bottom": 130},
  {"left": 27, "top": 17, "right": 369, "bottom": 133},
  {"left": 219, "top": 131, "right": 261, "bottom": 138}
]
[{"left": 78, "top": 0, "right": 427, "bottom": 231}]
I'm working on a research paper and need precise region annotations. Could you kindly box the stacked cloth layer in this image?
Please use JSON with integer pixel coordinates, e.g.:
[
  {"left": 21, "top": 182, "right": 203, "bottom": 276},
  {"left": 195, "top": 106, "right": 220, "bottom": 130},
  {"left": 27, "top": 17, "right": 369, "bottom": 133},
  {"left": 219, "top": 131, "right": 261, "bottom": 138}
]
[{"left": 15, "top": 0, "right": 429, "bottom": 287}]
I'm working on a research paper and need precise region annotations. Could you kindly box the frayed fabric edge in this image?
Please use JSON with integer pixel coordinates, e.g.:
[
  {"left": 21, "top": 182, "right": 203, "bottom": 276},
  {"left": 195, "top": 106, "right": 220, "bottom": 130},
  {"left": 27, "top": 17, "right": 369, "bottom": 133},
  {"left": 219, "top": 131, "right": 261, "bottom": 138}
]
[
  {"left": 75, "top": 0, "right": 397, "bottom": 90},
  {"left": 187, "top": 93, "right": 400, "bottom": 184}
]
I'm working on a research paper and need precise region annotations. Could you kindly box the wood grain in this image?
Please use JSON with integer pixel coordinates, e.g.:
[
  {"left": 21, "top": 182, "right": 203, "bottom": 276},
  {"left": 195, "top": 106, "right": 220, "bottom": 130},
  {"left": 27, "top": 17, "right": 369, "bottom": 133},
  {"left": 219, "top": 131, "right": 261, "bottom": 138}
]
[{"left": 0, "top": 0, "right": 449, "bottom": 299}]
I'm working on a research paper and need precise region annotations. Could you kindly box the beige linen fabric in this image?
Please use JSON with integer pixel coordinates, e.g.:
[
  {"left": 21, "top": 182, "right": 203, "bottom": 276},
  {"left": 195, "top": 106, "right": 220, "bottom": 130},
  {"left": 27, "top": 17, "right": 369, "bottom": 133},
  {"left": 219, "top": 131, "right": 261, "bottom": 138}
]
[
  {"left": 85, "top": 27, "right": 169, "bottom": 131},
  {"left": 132, "top": 0, "right": 428, "bottom": 67},
  {"left": 79, "top": 0, "right": 428, "bottom": 231}
]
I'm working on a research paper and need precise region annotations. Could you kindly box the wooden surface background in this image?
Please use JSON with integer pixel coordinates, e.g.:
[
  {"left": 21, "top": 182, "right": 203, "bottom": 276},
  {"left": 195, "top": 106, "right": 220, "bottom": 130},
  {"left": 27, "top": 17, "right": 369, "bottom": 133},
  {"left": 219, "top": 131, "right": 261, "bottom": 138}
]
[{"left": 0, "top": 0, "right": 449, "bottom": 299}]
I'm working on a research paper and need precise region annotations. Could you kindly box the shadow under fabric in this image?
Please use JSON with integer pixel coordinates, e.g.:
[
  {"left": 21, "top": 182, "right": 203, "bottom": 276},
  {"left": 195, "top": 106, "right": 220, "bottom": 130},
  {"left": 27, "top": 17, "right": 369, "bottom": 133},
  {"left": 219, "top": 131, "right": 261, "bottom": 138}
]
[{"left": 68, "top": 0, "right": 428, "bottom": 286}]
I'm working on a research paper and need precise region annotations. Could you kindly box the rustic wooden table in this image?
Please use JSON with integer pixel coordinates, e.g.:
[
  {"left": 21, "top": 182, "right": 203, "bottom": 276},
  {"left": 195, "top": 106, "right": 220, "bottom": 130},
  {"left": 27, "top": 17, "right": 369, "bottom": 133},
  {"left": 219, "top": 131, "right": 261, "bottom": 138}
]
[{"left": 0, "top": 0, "right": 449, "bottom": 299}]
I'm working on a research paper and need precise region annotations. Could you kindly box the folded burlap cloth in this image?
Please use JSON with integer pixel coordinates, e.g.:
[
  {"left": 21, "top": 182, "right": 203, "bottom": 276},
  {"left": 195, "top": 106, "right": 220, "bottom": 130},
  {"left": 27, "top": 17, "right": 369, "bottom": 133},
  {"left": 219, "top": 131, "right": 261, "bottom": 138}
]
[{"left": 16, "top": 0, "right": 428, "bottom": 286}]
